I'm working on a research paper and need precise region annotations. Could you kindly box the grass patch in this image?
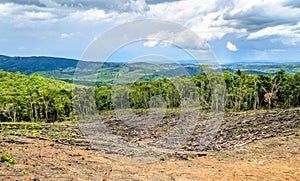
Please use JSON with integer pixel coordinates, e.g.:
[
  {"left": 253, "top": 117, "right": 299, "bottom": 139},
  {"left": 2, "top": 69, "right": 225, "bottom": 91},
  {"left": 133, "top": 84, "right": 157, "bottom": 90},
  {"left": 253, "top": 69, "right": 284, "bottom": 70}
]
[
  {"left": 158, "top": 155, "right": 166, "bottom": 161},
  {"left": 253, "top": 122, "right": 259, "bottom": 127},
  {"left": 22, "top": 169, "right": 29, "bottom": 175},
  {"left": 0, "top": 152, "right": 15, "bottom": 166}
]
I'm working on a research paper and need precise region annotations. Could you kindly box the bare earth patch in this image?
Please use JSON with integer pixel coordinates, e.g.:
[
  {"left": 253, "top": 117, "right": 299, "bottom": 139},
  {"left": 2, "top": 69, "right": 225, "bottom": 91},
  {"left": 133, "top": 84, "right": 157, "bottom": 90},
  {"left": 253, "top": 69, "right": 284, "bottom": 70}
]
[
  {"left": 0, "top": 109, "right": 299, "bottom": 180},
  {"left": 0, "top": 134, "right": 299, "bottom": 180}
]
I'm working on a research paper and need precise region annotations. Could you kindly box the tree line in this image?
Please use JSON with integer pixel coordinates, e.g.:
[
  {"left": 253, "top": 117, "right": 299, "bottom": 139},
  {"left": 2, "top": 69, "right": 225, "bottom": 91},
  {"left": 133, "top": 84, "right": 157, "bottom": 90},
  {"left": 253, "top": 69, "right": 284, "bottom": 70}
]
[
  {"left": 95, "top": 69, "right": 300, "bottom": 112},
  {"left": 0, "top": 71, "right": 73, "bottom": 122},
  {"left": 0, "top": 68, "right": 299, "bottom": 122}
]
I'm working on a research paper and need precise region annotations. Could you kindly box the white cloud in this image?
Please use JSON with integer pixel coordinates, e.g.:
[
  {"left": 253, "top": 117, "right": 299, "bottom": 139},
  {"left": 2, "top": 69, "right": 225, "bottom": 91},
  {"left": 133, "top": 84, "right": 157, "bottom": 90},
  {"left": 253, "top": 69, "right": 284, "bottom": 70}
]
[
  {"left": 24, "top": 11, "right": 55, "bottom": 20},
  {"left": 147, "top": 0, "right": 300, "bottom": 45},
  {"left": 1, "top": 0, "right": 300, "bottom": 60},
  {"left": 130, "top": 0, "right": 149, "bottom": 12},
  {"left": 248, "top": 23, "right": 300, "bottom": 45},
  {"left": 60, "top": 33, "right": 74, "bottom": 39},
  {"left": 69, "top": 9, "right": 114, "bottom": 21},
  {"left": 2, "top": 0, "right": 299, "bottom": 43},
  {"left": 0, "top": 0, "right": 151, "bottom": 12},
  {"left": 0, "top": 2, "right": 61, "bottom": 24},
  {"left": 146, "top": 0, "right": 247, "bottom": 41},
  {"left": 39, "top": 0, "right": 60, "bottom": 8},
  {"left": 143, "top": 40, "right": 159, "bottom": 47},
  {"left": 226, "top": 41, "right": 238, "bottom": 51},
  {"left": 0, "top": 3, "right": 17, "bottom": 16},
  {"left": 143, "top": 30, "right": 209, "bottom": 49},
  {"left": 248, "top": 25, "right": 292, "bottom": 39}
]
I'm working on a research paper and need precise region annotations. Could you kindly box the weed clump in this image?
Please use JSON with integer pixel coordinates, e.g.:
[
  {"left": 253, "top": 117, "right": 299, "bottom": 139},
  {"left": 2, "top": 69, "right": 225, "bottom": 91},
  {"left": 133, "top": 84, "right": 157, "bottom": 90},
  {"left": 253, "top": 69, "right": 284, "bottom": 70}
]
[
  {"left": 158, "top": 155, "right": 165, "bottom": 161},
  {"left": 0, "top": 152, "right": 15, "bottom": 166}
]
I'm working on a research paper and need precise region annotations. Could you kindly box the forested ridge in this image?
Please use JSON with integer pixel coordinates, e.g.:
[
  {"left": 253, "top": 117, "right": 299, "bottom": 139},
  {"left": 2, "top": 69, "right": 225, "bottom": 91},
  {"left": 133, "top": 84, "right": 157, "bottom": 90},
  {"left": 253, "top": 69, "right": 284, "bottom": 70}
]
[{"left": 1, "top": 69, "right": 300, "bottom": 122}]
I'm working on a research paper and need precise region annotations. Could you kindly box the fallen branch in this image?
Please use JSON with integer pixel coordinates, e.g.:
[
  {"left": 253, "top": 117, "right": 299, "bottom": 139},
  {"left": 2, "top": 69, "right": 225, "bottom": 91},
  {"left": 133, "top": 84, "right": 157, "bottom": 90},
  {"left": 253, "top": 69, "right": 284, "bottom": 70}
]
[
  {"left": 26, "top": 136, "right": 51, "bottom": 141},
  {"left": 0, "top": 138, "right": 30, "bottom": 144}
]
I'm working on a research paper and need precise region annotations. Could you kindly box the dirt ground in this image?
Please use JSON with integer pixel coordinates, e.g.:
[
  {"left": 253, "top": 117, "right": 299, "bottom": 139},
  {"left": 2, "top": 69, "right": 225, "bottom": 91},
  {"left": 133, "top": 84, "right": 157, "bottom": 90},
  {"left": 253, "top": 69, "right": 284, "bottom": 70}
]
[{"left": 0, "top": 134, "right": 299, "bottom": 181}]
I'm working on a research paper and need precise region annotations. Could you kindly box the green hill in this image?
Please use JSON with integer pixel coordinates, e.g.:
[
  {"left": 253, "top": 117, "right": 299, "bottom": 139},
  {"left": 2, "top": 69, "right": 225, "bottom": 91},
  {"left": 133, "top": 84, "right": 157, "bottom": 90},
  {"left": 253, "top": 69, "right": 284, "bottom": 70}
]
[
  {"left": 0, "top": 55, "right": 78, "bottom": 74},
  {"left": 0, "top": 71, "right": 73, "bottom": 122}
]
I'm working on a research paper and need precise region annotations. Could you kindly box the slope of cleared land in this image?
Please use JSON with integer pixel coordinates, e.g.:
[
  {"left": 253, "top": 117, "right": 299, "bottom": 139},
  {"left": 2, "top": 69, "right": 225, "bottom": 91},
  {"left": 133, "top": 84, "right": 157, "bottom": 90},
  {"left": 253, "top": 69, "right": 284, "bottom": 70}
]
[{"left": 0, "top": 109, "right": 299, "bottom": 180}]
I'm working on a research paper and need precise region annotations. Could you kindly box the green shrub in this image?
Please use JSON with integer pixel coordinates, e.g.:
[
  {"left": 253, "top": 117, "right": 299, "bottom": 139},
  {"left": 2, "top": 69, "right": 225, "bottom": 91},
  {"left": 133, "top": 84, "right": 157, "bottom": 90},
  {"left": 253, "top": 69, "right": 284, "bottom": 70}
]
[
  {"left": 0, "top": 153, "right": 15, "bottom": 166},
  {"left": 22, "top": 169, "right": 29, "bottom": 175},
  {"left": 158, "top": 155, "right": 165, "bottom": 161}
]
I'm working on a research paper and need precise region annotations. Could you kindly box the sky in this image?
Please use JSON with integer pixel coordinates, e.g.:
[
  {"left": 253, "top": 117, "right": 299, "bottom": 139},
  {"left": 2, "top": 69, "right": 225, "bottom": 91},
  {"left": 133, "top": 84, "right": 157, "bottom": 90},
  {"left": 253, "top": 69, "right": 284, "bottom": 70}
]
[{"left": 0, "top": 0, "right": 300, "bottom": 63}]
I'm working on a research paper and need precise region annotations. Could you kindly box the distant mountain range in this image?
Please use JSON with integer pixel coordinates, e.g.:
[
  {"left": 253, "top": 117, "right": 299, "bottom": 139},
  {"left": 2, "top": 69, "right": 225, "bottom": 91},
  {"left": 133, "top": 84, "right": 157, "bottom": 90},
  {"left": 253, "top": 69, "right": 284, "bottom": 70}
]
[
  {"left": 223, "top": 61, "right": 300, "bottom": 66},
  {"left": 1, "top": 54, "right": 299, "bottom": 86},
  {"left": 0, "top": 55, "right": 78, "bottom": 74}
]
